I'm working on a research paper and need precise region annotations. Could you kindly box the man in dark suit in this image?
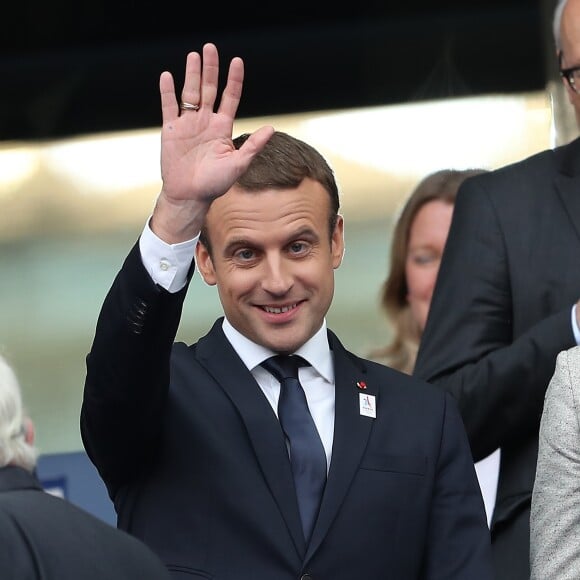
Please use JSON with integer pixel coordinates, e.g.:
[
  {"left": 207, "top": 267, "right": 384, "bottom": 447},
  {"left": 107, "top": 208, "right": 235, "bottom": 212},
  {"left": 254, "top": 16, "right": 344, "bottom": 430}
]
[
  {"left": 0, "top": 353, "right": 171, "bottom": 580},
  {"left": 414, "top": 2, "right": 580, "bottom": 578},
  {"left": 81, "top": 43, "right": 493, "bottom": 579}
]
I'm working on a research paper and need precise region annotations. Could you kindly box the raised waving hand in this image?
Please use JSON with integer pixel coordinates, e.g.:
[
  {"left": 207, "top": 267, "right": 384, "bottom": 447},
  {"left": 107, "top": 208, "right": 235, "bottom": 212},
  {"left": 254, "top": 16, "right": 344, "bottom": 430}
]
[{"left": 152, "top": 43, "right": 274, "bottom": 243}]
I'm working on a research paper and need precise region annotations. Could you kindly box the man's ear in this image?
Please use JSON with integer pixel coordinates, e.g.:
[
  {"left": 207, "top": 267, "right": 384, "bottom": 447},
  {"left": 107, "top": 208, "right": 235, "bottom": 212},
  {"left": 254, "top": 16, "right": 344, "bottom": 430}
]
[
  {"left": 23, "top": 417, "right": 35, "bottom": 446},
  {"left": 195, "top": 242, "right": 217, "bottom": 286},
  {"left": 331, "top": 214, "right": 345, "bottom": 270}
]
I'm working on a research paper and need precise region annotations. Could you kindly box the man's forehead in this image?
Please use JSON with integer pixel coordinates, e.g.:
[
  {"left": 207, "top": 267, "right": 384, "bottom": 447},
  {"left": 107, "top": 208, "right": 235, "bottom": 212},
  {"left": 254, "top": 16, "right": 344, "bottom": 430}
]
[
  {"left": 204, "top": 185, "right": 331, "bottom": 242},
  {"left": 562, "top": 0, "right": 580, "bottom": 45}
]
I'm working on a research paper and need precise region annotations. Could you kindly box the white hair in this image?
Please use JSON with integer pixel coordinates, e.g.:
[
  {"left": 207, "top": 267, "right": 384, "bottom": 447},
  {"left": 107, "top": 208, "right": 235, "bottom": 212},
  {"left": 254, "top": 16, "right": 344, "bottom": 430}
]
[
  {"left": 554, "top": 0, "right": 569, "bottom": 51},
  {"left": 0, "top": 353, "right": 38, "bottom": 471}
]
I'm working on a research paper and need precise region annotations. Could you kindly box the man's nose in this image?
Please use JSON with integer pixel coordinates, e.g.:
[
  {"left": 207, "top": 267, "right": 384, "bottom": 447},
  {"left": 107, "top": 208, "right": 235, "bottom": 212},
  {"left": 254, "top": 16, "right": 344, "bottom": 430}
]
[{"left": 261, "top": 257, "right": 293, "bottom": 295}]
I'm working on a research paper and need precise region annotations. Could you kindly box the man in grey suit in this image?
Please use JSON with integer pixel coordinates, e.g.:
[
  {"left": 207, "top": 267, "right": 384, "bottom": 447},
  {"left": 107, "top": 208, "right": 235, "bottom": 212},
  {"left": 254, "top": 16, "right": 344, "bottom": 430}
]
[
  {"left": 81, "top": 43, "right": 493, "bottom": 579},
  {"left": 0, "top": 353, "right": 171, "bottom": 580},
  {"left": 414, "top": 1, "right": 580, "bottom": 578}
]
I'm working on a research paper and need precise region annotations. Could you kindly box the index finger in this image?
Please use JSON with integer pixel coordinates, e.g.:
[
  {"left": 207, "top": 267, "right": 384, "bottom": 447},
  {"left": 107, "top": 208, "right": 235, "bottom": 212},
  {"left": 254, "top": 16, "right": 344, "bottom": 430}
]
[{"left": 216, "top": 55, "right": 244, "bottom": 119}]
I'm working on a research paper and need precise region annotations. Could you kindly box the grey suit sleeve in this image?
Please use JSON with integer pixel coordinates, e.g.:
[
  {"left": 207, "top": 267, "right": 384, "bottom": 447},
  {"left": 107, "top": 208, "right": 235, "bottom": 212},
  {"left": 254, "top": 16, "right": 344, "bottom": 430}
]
[{"left": 530, "top": 347, "right": 580, "bottom": 580}]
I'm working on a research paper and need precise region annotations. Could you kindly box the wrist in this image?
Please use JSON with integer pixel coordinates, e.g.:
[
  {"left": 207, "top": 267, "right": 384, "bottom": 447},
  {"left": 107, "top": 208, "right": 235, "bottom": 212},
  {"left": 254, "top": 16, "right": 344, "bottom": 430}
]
[{"left": 150, "top": 193, "right": 207, "bottom": 244}]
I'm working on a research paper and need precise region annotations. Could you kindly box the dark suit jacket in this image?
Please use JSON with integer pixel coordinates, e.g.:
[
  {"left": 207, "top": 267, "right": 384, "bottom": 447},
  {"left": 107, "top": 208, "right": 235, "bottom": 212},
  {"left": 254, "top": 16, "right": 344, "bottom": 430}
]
[
  {"left": 415, "top": 136, "right": 580, "bottom": 580},
  {"left": 81, "top": 242, "right": 493, "bottom": 580},
  {"left": 0, "top": 465, "right": 171, "bottom": 580}
]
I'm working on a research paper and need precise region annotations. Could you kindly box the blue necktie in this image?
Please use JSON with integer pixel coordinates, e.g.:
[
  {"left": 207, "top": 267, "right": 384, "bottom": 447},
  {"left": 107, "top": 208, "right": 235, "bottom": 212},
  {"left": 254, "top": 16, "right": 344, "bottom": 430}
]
[{"left": 261, "top": 355, "right": 327, "bottom": 542}]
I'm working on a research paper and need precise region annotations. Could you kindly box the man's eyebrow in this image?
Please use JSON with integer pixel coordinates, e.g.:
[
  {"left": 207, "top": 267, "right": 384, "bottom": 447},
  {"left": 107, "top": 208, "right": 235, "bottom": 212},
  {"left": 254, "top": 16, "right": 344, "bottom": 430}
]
[
  {"left": 222, "top": 237, "right": 255, "bottom": 254},
  {"left": 223, "top": 226, "right": 318, "bottom": 251},
  {"left": 289, "top": 225, "right": 318, "bottom": 240}
]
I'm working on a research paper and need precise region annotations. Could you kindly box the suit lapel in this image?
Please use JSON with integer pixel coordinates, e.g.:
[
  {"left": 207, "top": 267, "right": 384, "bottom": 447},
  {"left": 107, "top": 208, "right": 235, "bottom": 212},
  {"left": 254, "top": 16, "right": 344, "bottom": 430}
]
[
  {"left": 555, "top": 137, "right": 580, "bottom": 243},
  {"left": 196, "top": 320, "right": 306, "bottom": 555},
  {"left": 306, "top": 331, "right": 375, "bottom": 560}
]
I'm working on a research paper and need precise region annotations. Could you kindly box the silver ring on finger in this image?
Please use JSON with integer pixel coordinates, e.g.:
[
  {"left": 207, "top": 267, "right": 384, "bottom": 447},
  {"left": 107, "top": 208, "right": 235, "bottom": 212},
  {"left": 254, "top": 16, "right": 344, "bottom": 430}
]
[{"left": 180, "top": 101, "right": 200, "bottom": 111}]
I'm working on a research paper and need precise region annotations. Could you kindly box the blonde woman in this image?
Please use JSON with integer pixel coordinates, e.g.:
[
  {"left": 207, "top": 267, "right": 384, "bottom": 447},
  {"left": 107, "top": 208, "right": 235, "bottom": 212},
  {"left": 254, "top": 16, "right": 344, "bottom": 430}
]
[{"left": 371, "top": 169, "right": 486, "bottom": 372}]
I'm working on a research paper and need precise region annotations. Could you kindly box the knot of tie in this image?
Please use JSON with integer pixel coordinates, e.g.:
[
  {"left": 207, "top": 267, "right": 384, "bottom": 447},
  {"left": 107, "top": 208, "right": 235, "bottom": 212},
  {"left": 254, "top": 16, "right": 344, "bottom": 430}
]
[{"left": 261, "top": 355, "right": 307, "bottom": 382}]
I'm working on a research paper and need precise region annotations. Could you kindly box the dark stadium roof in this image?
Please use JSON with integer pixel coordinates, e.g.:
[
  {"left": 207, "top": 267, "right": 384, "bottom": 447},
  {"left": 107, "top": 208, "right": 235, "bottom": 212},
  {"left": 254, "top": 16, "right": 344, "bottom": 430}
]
[{"left": 2, "top": 0, "right": 548, "bottom": 141}]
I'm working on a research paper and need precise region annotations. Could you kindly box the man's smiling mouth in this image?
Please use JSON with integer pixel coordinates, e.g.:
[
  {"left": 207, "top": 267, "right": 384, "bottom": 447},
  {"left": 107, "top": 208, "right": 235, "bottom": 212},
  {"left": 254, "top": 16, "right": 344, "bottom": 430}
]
[{"left": 262, "top": 303, "right": 298, "bottom": 314}]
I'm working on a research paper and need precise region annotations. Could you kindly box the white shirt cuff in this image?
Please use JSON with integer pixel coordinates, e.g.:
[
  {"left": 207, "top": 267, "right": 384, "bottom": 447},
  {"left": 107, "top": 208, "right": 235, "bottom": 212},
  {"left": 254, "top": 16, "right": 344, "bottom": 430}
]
[
  {"left": 572, "top": 304, "right": 580, "bottom": 345},
  {"left": 138, "top": 218, "right": 198, "bottom": 293}
]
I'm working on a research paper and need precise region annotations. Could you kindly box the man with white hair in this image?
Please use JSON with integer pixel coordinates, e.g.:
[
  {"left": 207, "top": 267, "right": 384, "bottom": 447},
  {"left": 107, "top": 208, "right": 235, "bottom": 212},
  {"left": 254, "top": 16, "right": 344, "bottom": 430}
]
[
  {"left": 528, "top": 8, "right": 580, "bottom": 580},
  {"left": 414, "top": 1, "right": 580, "bottom": 579},
  {"left": 554, "top": 0, "right": 580, "bottom": 127},
  {"left": 0, "top": 352, "right": 172, "bottom": 580}
]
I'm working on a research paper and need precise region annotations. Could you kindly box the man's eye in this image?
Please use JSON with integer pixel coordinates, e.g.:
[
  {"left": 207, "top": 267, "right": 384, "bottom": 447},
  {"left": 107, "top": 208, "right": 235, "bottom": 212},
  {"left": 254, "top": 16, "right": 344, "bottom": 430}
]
[
  {"left": 289, "top": 242, "right": 308, "bottom": 254},
  {"left": 235, "top": 249, "right": 255, "bottom": 261}
]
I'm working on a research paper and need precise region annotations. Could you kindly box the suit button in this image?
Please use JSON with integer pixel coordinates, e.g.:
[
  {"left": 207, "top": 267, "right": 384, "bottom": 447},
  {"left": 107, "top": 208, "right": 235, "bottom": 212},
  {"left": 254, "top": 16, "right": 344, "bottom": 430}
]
[{"left": 300, "top": 575, "right": 312, "bottom": 580}]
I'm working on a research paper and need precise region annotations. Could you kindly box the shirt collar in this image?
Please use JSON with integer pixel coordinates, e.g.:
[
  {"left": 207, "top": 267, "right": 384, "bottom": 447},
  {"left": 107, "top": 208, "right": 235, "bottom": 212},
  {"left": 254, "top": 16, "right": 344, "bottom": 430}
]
[{"left": 222, "top": 317, "right": 334, "bottom": 383}]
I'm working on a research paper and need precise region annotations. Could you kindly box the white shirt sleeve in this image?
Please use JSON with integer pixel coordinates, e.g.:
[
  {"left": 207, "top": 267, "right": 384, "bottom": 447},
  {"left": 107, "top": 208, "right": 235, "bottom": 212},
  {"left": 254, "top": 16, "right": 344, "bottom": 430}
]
[
  {"left": 572, "top": 304, "right": 580, "bottom": 346},
  {"left": 138, "top": 218, "right": 198, "bottom": 293}
]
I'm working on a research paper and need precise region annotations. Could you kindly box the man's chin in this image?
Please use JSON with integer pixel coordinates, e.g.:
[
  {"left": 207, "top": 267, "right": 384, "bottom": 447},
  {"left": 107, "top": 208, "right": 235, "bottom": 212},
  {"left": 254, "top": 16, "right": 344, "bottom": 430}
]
[{"left": 259, "top": 328, "right": 309, "bottom": 355}]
